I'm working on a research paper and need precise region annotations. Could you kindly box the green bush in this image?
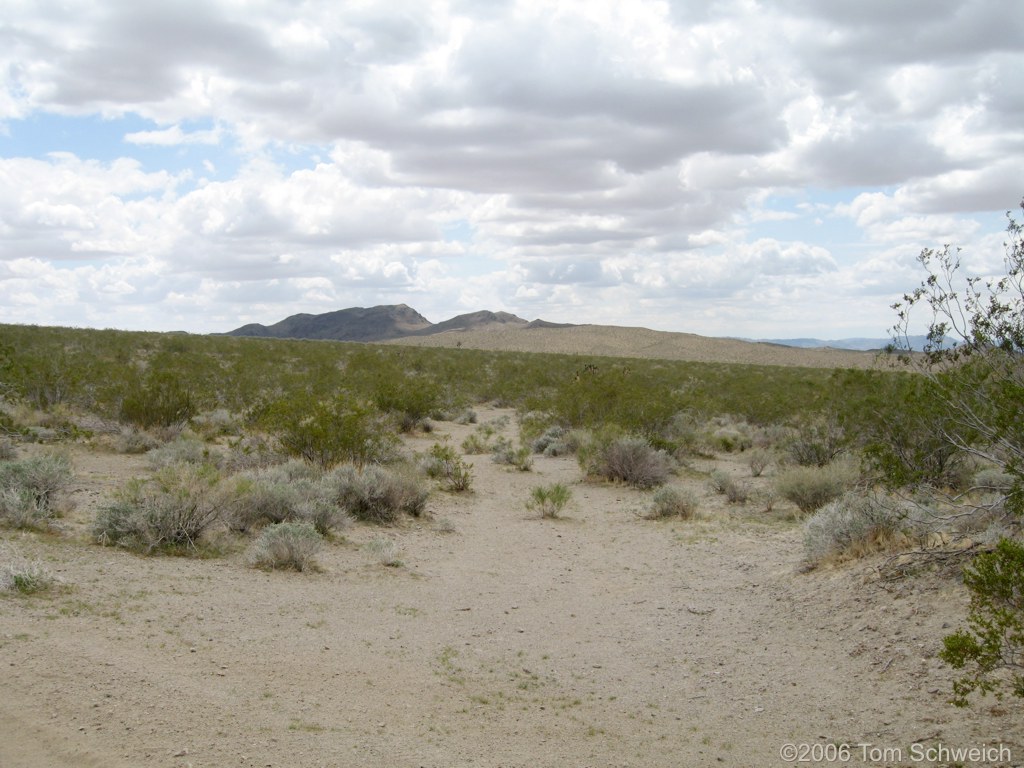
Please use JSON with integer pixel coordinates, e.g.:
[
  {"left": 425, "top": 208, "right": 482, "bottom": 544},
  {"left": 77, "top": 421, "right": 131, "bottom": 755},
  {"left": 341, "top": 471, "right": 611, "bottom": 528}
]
[
  {"left": 526, "top": 483, "right": 572, "bottom": 518},
  {"left": 645, "top": 487, "right": 698, "bottom": 520},
  {"left": 246, "top": 521, "right": 323, "bottom": 572},
  {"left": 785, "top": 417, "right": 845, "bottom": 467},
  {"left": 93, "top": 463, "right": 226, "bottom": 554},
  {"left": 940, "top": 538, "right": 1024, "bottom": 706},
  {"left": 775, "top": 462, "right": 856, "bottom": 514},
  {"left": 120, "top": 371, "right": 197, "bottom": 429},
  {"left": 258, "top": 395, "right": 397, "bottom": 469},
  {"left": 329, "top": 464, "right": 428, "bottom": 524}
]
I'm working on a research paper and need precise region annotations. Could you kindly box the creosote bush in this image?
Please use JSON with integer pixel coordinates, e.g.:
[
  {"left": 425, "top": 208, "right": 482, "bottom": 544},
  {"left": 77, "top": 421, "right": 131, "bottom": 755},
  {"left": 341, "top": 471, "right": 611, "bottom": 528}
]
[
  {"left": 526, "top": 483, "right": 572, "bottom": 518},
  {"left": 940, "top": 538, "right": 1024, "bottom": 706},
  {"left": 246, "top": 521, "right": 323, "bottom": 572},
  {"left": 93, "top": 462, "right": 226, "bottom": 554}
]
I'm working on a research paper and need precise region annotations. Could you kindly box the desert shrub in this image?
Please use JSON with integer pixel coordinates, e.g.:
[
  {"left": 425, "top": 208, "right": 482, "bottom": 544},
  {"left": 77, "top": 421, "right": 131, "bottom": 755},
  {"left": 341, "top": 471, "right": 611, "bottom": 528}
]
[
  {"left": 226, "top": 466, "right": 350, "bottom": 536},
  {"left": 120, "top": 371, "right": 197, "bottom": 429},
  {"left": 785, "top": 417, "right": 846, "bottom": 467},
  {"left": 258, "top": 395, "right": 398, "bottom": 469},
  {"left": 146, "top": 435, "right": 216, "bottom": 470},
  {"left": 111, "top": 427, "right": 160, "bottom": 455},
  {"left": 582, "top": 435, "right": 672, "bottom": 489},
  {"left": 0, "top": 454, "right": 73, "bottom": 528},
  {"left": 222, "top": 434, "right": 287, "bottom": 473},
  {"left": 708, "top": 470, "right": 748, "bottom": 504},
  {"left": 526, "top": 483, "right": 572, "bottom": 518},
  {"left": 365, "top": 536, "right": 403, "bottom": 567},
  {"left": 93, "top": 463, "right": 226, "bottom": 554},
  {"left": 421, "top": 444, "right": 473, "bottom": 492},
  {"left": 746, "top": 448, "right": 771, "bottom": 477},
  {"left": 373, "top": 375, "right": 441, "bottom": 432},
  {"left": 460, "top": 432, "right": 491, "bottom": 454},
  {"left": 329, "top": 464, "right": 428, "bottom": 524},
  {"left": 0, "top": 438, "right": 17, "bottom": 461},
  {"left": 775, "top": 462, "right": 857, "bottom": 515},
  {"left": 493, "top": 443, "right": 533, "bottom": 471},
  {"left": 0, "top": 549, "right": 57, "bottom": 594},
  {"left": 940, "top": 538, "right": 1024, "bottom": 706},
  {"left": 645, "top": 487, "right": 698, "bottom": 519},
  {"left": 191, "top": 408, "right": 242, "bottom": 439},
  {"left": 803, "top": 492, "right": 906, "bottom": 564},
  {"left": 454, "top": 408, "right": 477, "bottom": 425},
  {"left": 712, "top": 425, "right": 753, "bottom": 453},
  {"left": 531, "top": 425, "right": 570, "bottom": 456},
  {"left": 974, "top": 468, "right": 1016, "bottom": 494},
  {"left": 246, "top": 521, "right": 323, "bottom": 571}
]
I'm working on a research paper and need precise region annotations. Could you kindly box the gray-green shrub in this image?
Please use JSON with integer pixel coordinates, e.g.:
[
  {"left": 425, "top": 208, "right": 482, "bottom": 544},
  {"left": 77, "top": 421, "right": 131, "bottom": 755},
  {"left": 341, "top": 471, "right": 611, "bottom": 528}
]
[
  {"left": 421, "top": 444, "right": 473, "bottom": 491},
  {"left": 645, "top": 487, "right": 698, "bottom": 519},
  {"left": 329, "top": 464, "right": 428, "bottom": 524},
  {"left": 0, "top": 454, "right": 72, "bottom": 529},
  {"left": 583, "top": 435, "right": 672, "bottom": 489},
  {"left": 803, "top": 492, "right": 905, "bottom": 564},
  {"left": 775, "top": 462, "right": 857, "bottom": 514},
  {"left": 93, "top": 463, "right": 226, "bottom": 553},
  {"left": 246, "top": 521, "right": 323, "bottom": 571}
]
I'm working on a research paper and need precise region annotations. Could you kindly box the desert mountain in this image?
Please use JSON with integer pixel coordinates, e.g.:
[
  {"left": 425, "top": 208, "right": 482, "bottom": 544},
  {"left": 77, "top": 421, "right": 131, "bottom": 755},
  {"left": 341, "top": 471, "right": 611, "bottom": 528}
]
[{"left": 225, "top": 305, "right": 534, "bottom": 342}]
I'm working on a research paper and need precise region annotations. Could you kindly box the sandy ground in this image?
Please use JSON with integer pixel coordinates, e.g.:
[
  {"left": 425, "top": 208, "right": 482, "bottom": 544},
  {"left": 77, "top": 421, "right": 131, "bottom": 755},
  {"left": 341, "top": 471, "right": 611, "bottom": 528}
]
[
  {"left": 385, "top": 325, "right": 892, "bottom": 369},
  {"left": 2, "top": 408, "right": 1022, "bottom": 768}
]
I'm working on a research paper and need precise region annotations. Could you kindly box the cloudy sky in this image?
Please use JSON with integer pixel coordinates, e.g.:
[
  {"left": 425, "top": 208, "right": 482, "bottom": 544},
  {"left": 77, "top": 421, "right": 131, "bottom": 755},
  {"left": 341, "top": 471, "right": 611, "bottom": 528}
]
[{"left": 1, "top": 0, "right": 1022, "bottom": 339}]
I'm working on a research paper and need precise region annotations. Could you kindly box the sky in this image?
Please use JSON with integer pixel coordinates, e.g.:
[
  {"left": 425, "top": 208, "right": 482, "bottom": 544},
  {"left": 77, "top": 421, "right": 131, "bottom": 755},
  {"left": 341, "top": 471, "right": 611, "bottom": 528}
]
[{"left": 1, "top": 0, "right": 1022, "bottom": 340}]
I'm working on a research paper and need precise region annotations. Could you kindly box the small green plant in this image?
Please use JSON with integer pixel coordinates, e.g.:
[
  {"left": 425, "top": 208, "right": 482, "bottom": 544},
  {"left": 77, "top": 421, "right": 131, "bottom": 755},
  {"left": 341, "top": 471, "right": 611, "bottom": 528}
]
[
  {"left": 645, "top": 487, "right": 698, "bottom": 519},
  {"left": 422, "top": 444, "right": 473, "bottom": 492},
  {"left": 247, "top": 521, "right": 323, "bottom": 572},
  {"left": 940, "top": 538, "right": 1024, "bottom": 706},
  {"left": 526, "top": 483, "right": 572, "bottom": 518}
]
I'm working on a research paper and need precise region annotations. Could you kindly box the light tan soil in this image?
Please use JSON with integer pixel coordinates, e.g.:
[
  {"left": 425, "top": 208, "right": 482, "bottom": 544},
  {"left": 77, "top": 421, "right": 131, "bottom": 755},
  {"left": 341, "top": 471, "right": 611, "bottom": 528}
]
[{"left": 2, "top": 409, "right": 1021, "bottom": 767}]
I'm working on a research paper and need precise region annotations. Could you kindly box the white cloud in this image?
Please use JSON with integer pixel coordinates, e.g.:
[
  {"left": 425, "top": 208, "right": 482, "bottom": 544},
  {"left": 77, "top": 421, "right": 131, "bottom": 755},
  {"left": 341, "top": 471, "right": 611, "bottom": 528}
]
[{"left": 0, "top": 0, "right": 1020, "bottom": 337}]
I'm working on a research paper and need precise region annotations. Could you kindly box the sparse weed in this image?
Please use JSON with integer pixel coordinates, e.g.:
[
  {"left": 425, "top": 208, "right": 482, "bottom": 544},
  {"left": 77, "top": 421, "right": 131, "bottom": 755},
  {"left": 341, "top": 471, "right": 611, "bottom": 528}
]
[
  {"left": 493, "top": 443, "right": 533, "bottom": 471},
  {"left": 422, "top": 444, "right": 473, "bottom": 492},
  {"left": 745, "top": 448, "right": 771, "bottom": 477}
]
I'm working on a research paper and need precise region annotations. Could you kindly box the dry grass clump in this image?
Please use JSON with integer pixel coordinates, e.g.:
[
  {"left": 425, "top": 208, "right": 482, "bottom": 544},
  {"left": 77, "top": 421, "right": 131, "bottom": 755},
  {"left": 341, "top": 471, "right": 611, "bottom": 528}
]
[
  {"left": 365, "top": 536, "right": 404, "bottom": 566},
  {"left": 0, "top": 453, "right": 74, "bottom": 530},
  {"left": 644, "top": 487, "right": 699, "bottom": 520},
  {"left": 329, "top": 463, "right": 429, "bottom": 524},
  {"left": 246, "top": 521, "right": 323, "bottom": 571}
]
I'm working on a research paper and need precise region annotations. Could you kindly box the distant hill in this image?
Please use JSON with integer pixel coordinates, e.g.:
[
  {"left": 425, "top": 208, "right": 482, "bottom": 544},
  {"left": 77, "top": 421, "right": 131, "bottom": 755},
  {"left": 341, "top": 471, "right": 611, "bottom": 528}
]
[
  {"left": 225, "top": 304, "right": 432, "bottom": 341},
  {"left": 754, "top": 335, "right": 931, "bottom": 352},
  {"left": 225, "top": 305, "right": 536, "bottom": 342}
]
